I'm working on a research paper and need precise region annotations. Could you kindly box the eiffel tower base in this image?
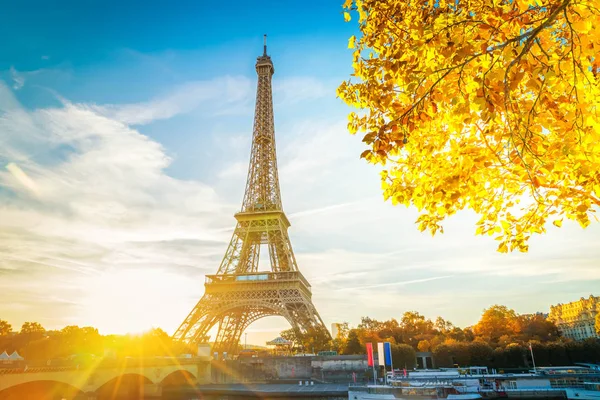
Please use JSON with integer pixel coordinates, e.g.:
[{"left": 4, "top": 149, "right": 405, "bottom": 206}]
[{"left": 176, "top": 271, "right": 325, "bottom": 354}]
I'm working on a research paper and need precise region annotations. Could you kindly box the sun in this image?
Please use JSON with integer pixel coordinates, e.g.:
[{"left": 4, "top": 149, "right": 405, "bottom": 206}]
[{"left": 77, "top": 268, "right": 198, "bottom": 335}]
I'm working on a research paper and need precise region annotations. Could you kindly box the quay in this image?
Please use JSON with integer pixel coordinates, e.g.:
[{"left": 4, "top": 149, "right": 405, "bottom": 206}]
[{"left": 164, "top": 383, "right": 349, "bottom": 398}]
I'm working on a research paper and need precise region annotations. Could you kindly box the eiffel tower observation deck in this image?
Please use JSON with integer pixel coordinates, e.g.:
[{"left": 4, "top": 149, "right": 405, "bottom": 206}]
[{"left": 172, "top": 36, "right": 329, "bottom": 354}]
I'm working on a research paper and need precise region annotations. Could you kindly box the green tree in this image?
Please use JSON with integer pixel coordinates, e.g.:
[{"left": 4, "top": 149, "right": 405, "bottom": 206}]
[
  {"left": 0, "top": 320, "right": 11, "bottom": 336},
  {"left": 391, "top": 343, "right": 416, "bottom": 369},
  {"left": 468, "top": 342, "right": 493, "bottom": 366},
  {"left": 281, "top": 326, "right": 332, "bottom": 354},
  {"left": 343, "top": 329, "right": 363, "bottom": 355},
  {"left": 432, "top": 344, "right": 454, "bottom": 368},
  {"left": 504, "top": 343, "right": 527, "bottom": 368},
  {"left": 547, "top": 341, "right": 569, "bottom": 366}
]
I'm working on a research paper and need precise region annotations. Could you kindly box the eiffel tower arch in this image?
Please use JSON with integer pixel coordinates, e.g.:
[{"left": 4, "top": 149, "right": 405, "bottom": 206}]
[{"left": 173, "top": 37, "right": 330, "bottom": 354}]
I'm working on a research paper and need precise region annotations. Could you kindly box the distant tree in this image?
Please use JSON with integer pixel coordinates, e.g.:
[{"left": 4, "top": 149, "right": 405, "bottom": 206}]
[
  {"left": 473, "top": 306, "right": 518, "bottom": 341},
  {"left": 434, "top": 317, "right": 454, "bottom": 333},
  {"left": 21, "top": 322, "right": 45, "bottom": 334},
  {"left": 0, "top": 320, "right": 11, "bottom": 336},
  {"left": 20, "top": 322, "right": 45, "bottom": 336},
  {"left": 335, "top": 322, "right": 350, "bottom": 340},
  {"left": 463, "top": 328, "right": 475, "bottom": 342},
  {"left": 332, "top": 322, "right": 350, "bottom": 354},
  {"left": 446, "top": 327, "right": 468, "bottom": 342},
  {"left": 491, "top": 347, "right": 508, "bottom": 370},
  {"left": 23, "top": 338, "right": 57, "bottom": 361},
  {"left": 343, "top": 330, "right": 363, "bottom": 355},
  {"left": 547, "top": 341, "right": 569, "bottom": 366},
  {"left": 468, "top": 342, "right": 493, "bottom": 366},
  {"left": 391, "top": 343, "right": 416, "bottom": 369},
  {"left": 449, "top": 342, "right": 471, "bottom": 366},
  {"left": 301, "top": 326, "right": 332, "bottom": 353},
  {"left": 517, "top": 314, "right": 559, "bottom": 342},
  {"left": 358, "top": 317, "right": 382, "bottom": 331},
  {"left": 280, "top": 328, "right": 296, "bottom": 343},
  {"left": 59, "top": 325, "right": 102, "bottom": 356},
  {"left": 432, "top": 344, "right": 451, "bottom": 367},
  {"left": 281, "top": 326, "right": 331, "bottom": 353},
  {"left": 596, "top": 313, "right": 600, "bottom": 335},
  {"left": 417, "top": 340, "right": 431, "bottom": 353},
  {"left": 377, "top": 319, "right": 399, "bottom": 341},
  {"left": 504, "top": 343, "right": 527, "bottom": 368}
]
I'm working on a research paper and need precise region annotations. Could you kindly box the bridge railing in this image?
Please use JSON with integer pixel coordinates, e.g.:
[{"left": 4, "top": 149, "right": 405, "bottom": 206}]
[{"left": 0, "top": 356, "right": 204, "bottom": 374}]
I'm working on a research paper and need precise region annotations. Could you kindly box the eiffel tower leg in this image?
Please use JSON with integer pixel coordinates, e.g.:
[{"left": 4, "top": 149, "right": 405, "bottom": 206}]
[
  {"left": 172, "top": 294, "right": 221, "bottom": 344},
  {"left": 217, "top": 223, "right": 261, "bottom": 275},
  {"left": 213, "top": 314, "right": 246, "bottom": 355}
]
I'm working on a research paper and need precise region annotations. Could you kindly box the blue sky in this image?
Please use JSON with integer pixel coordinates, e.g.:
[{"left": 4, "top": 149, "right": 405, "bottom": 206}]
[{"left": 1, "top": 1, "right": 599, "bottom": 344}]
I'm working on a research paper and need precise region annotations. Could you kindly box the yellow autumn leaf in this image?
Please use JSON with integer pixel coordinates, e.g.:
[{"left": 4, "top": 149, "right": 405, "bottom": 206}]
[
  {"left": 344, "top": 12, "right": 351, "bottom": 22},
  {"left": 348, "top": 35, "right": 355, "bottom": 49},
  {"left": 553, "top": 219, "right": 563, "bottom": 227},
  {"left": 497, "top": 243, "right": 508, "bottom": 253},
  {"left": 339, "top": 0, "right": 600, "bottom": 253}
]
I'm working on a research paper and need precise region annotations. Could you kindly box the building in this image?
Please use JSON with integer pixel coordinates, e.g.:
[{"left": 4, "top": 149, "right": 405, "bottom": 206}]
[{"left": 548, "top": 295, "right": 600, "bottom": 340}]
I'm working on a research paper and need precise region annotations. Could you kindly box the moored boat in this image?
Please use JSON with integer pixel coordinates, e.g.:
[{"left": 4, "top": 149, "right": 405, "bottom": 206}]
[
  {"left": 565, "top": 382, "right": 600, "bottom": 400},
  {"left": 350, "top": 366, "right": 600, "bottom": 400}
]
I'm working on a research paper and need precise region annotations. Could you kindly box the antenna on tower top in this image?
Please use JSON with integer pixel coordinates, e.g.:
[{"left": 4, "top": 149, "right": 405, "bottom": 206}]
[{"left": 263, "top": 34, "right": 267, "bottom": 56}]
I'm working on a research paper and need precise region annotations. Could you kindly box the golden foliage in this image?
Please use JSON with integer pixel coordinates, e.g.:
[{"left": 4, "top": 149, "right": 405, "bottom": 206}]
[{"left": 338, "top": 0, "right": 600, "bottom": 252}]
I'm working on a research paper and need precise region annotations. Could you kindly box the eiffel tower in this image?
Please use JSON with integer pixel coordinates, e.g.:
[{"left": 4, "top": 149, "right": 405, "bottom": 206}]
[{"left": 173, "top": 37, "right": 329, "bottom": 354}]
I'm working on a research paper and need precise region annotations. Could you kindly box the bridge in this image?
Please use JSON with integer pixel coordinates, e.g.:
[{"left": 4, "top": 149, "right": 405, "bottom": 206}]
[{"left": 0, "top": 356, "right": 211, "bottom": 399}]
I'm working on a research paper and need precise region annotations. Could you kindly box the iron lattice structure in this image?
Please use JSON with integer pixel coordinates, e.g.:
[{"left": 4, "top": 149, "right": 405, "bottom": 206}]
[{"left": 173, "top": 39, "right": 329, "bottom": 354}]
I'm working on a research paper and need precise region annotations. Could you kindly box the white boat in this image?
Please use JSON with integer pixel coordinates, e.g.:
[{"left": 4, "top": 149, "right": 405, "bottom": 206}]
[
  {"left": 351, "top": 365, "right": 600, "bottom": 399},
  {"left": 565, "top": 382, "right": 600, "bottom": 400},
  {"left": 348, "top": 384, "right": 482, "bottom": 400}
]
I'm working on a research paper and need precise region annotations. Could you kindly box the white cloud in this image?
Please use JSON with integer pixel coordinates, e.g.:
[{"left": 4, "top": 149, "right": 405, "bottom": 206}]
[
  {"left": 273, "top": 76, "right": 331, "bottom": 106},
  {"left": 0, "top": 81, "right": 234, "bottom": 333},
  {"left": 92, "top": 76, "right": 254, "bottom": 125},
  {"left": 218, "top": 161, "right": 247, "bottom": 179},
  {"left": 9, "top": 67, "right": 24, "bottom": 90},
  {"left": 89, "top": 75, "right": 331, "bottom": 127}
]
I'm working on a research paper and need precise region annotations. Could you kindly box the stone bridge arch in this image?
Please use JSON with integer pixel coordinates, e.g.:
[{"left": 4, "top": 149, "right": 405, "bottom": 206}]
[
  {"left": 95, "top": 373, "right": 153, "bottom": 399},
  {"left": 0, "top": 380, "right": 84, "bottom": 400},
  {"left": 161, "top": 369, "right": 198, "bottom": 387},
  {"left": 0, "top": 363, "right": 201, "bottom": 394}
]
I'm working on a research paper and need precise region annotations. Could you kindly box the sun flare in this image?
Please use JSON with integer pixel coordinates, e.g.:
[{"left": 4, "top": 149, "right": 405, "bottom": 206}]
[{"left": 77, "top": 268, "right": 198, "bottom": 335}]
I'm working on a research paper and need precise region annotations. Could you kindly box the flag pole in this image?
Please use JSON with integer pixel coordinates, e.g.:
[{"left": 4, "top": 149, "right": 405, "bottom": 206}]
[
  {"left": 384, "top": 342, "right": 393, "bottom": 385},
  {"left": 374, "top": 364, "right": 377, "bottom": 385},
  {"left": 529, "top": 342, "right": 537, "bottom": 374},
  {"left": 367, "top": 343, "right": 376, "bottom": 385}
]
